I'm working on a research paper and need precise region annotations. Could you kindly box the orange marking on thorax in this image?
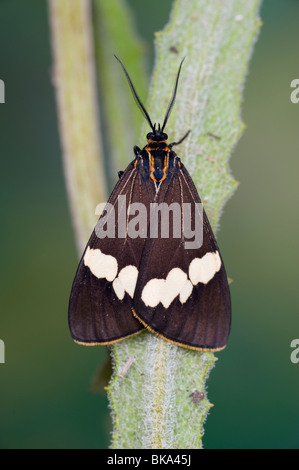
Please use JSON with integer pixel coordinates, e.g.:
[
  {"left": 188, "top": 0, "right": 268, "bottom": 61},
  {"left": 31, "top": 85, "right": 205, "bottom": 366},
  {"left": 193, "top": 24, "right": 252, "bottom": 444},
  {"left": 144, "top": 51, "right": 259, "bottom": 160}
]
[
  {"left": 145, "top": 146, "right": 170, "bottom": 152},
  {"left": 149, "top": 151, "right": 168, "bottom": 183},
  {"left": 150, "top": 155, "right": 157, "bottom": 181},
  {"left": 145, "top": 140, "right": 170, "bottom": 152}
]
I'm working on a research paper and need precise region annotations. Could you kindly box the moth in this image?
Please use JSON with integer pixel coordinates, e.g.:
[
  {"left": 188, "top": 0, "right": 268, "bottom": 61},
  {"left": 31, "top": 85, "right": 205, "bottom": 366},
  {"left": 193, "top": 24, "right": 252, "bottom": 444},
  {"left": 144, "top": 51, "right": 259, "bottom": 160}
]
[{"left": 68, "top": 57, "right": 231, "bottom": 351}]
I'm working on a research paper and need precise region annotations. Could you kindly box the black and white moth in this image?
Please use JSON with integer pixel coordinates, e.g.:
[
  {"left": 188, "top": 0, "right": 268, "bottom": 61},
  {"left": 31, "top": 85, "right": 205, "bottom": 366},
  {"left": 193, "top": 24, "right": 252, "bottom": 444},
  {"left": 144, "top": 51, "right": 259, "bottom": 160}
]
[{"left": 68, "top": 57, "right": 231, "bottom": 352}]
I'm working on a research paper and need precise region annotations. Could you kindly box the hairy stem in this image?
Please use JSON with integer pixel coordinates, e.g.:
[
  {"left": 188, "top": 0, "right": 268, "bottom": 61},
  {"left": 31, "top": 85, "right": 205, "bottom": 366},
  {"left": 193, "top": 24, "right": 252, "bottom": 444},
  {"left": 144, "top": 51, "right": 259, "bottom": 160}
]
[
  {"left": 108, "top": 0, "right": 262, "bottom": 449},
  {"left": 48, "top": 0, "right": 107, "bottom": 252}
]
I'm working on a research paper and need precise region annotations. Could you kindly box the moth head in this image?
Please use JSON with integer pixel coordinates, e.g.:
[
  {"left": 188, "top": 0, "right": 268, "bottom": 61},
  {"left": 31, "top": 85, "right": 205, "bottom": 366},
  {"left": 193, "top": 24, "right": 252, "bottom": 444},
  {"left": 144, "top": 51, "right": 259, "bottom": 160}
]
[{"left": 146, "top": 123, "right": 168, "bottom": 142}]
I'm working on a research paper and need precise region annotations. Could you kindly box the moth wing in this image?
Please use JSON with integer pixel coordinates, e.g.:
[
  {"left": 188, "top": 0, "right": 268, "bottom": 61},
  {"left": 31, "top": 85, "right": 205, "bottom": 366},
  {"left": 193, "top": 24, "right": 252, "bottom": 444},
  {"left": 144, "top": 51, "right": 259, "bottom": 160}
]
[
  {"left": 133, "top": 165, "right": 231, "bottom": 351},
  {"left": 69, "top": 162, "right": 151, "bottom": 345}
]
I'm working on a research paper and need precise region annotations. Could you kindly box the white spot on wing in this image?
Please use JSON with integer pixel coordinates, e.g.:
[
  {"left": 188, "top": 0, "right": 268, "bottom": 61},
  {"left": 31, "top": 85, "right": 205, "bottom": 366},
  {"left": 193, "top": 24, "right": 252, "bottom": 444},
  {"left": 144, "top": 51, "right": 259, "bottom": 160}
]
[
  {"left": 84, "top": 248, "right": 138, "bottom": 301},
  {"left": 179, "top": 279, "right": 193, "bottom": 304},
  {"left": 141, "top": 251, "right": 222, "bottom": 308},
  {"left": 141, "top": 278, "right": 164, "bottom": 308},
  {"left": 112, "top": 277, "right": 125, "bottom": 300},
  {"left": 118, "top": 265, "right": 139, "bottom": 298},
  {"left": 84, "top": 247, "right": 118, "bottom": 282},
  {"left": 162, "top": 268, "right": 188, "bottom": 308},
  {"left": 142, "top": 268, "right": 188, "bottom": 308},
  {"left": 189, "top": 251, "right": 221, "bottom": 285}
]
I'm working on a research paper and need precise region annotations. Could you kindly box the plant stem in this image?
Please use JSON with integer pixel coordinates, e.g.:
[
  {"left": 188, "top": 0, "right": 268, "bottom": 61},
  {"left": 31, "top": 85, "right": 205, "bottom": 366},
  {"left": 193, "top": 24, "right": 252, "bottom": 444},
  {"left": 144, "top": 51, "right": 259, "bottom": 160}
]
[
  {"left": 108, "top": 0, "right": 262, "bottom": 449},
  {"left": 48, "top": 0, "right": 107, "bottom": 252}
]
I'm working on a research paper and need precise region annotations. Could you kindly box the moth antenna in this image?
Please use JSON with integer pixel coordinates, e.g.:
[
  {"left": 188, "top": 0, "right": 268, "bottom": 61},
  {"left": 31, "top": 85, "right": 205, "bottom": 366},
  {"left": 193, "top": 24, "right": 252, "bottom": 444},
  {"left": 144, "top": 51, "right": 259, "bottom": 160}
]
[
  {"left": 114, "top": 55, "right": 155, "bottom": 132},
  {"left": 161, "top": 57, "right": 185, "bottom": 132}
]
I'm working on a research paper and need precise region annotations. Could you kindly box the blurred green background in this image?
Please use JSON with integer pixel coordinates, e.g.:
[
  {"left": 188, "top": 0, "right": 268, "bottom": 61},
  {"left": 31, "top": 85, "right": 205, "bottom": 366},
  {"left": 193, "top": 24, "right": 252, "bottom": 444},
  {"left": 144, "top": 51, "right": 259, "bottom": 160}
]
[{"left": 0, "top": 0, "right": 299, "bottom": 449}]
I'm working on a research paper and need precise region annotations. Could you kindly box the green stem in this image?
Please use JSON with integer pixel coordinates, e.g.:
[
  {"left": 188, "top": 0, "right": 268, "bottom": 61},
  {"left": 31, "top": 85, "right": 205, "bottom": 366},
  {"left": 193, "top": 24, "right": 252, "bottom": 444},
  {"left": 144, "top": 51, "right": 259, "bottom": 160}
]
[
  {"left": 108, "top": 0, "right": 262, "bottom": 449},
  {"left": 48, "top": 0, "right": 107, "bottom": 252}
]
